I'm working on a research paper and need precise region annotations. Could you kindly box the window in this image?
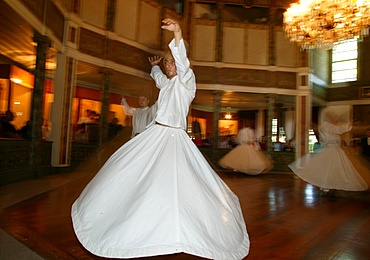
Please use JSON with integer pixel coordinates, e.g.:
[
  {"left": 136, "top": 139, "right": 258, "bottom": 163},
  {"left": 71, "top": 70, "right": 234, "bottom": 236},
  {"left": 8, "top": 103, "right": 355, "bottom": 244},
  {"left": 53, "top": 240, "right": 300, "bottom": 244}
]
[
  {"left": 308, "top": 129, "right": 319, "bottom": 153},
  {"left": 332, "top": 39, "right": 358, "bottom": 83},
  {"left": 278, "top": 126, "right": 286, "bottom": 143},
  {"left": 271, "top": 118, "right": 278, "bottom": 142}
]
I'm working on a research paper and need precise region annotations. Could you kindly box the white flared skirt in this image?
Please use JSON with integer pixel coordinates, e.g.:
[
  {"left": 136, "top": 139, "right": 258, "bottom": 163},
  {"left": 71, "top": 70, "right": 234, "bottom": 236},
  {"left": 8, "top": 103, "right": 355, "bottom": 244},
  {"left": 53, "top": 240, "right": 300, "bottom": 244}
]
[
  {"left": 71, "top": 124, "right": 249, "bottom": 259},
  {"left": 219, "top": 144, "right": 273, "bottom": 175},
  {"left": 288, "top": 145, "right": 368, "bottom": 191}
]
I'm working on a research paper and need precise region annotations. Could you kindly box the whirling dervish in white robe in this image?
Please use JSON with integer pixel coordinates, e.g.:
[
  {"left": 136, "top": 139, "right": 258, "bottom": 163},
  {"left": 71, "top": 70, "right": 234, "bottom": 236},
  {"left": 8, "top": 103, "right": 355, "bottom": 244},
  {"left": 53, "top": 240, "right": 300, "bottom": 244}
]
[
  {"left": 289, "top": 106, "right": 368, "bottom": 191},
  {"left": 71, "top": 18, "right": 250, "bottom": 260},
  {"left": 219, "top": 127, "right": 273, "bottom": 175}
]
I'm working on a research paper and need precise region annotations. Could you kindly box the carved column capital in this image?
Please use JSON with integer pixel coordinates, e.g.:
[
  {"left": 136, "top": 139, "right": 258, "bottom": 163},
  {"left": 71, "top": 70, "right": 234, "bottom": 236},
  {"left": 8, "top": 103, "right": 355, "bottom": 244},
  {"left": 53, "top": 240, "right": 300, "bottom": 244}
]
[{"left": 33, "top": 31, "right": 51, "bottom": 47}]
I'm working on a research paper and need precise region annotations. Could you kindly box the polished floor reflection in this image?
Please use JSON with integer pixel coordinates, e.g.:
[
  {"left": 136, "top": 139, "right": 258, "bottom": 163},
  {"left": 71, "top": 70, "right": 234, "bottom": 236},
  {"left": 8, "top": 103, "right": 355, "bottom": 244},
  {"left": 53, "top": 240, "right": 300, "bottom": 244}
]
[{"left": 1, "top": 142, "right": 370, "bottom": 259}]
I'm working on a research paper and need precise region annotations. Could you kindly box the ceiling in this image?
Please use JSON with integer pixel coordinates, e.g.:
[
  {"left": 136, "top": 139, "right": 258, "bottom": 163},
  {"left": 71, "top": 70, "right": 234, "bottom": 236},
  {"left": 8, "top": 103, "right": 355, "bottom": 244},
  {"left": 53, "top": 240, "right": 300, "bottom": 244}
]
[{"left": 0, "top": 0, "right": 296, "bottom": 112}]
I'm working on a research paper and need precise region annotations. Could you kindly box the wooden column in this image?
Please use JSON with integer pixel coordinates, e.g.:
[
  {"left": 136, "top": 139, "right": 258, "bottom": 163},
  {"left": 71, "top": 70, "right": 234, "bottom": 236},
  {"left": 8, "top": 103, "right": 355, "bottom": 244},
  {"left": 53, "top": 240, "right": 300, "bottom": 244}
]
[
  {"left": 212, "top": 91, "right": 222, "bottom": 151},
  {"left": 295, "top": 72, "right": 311, "bottom": 160},
  {"left": 99, "top": 69, "right": 112, "bottom": 146},
  {"left": 295, "top": 97, "right": 311, "bottom": 158},
  {"left": 30, "top": 31, "right": 51, "bottom": 177},
  {"left": 268, "top": 7, "right": 277, "bottom": 66},
  {"left": 184, "top": 0, "right": 194, "bottom": 45},
  {"left": 265, "top": 93, "right": 276, "bottom": 152},
  {"left": 106, "top": 0, "right": 116, "bottom": 31},
  {"left": 215, "top": 2, "right": 224, "bottom": 62}
]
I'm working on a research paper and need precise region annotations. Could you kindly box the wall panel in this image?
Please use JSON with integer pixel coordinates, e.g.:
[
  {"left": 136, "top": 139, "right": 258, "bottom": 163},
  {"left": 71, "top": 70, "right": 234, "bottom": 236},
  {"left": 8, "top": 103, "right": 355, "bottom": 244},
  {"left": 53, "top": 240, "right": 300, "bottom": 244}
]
[
  {"left": 115, "top": 0, "right": 138, "bottom": 40},
  {"left": 276, "top": 31, "right": 297, "bottom": 68},
  {"left": 80, "top": 0, "right": 107, "bottom": 28},
  {"left": 247, "top": 28, "right": 268, "bottom": 65},
  {"left": 193, "top": 24, "right": 216, "bottom": 61},
  {"left": 223, "top": 27, "right": 245, "bottom": 63},
  {"left": 137, "top": 2, "right": 159, "bottom": 49}
]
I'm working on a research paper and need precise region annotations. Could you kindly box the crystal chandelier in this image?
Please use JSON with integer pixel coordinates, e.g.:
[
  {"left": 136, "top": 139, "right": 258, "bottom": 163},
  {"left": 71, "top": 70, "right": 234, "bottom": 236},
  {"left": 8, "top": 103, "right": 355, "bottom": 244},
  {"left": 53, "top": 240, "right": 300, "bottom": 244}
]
[{"left": 283, "top": 0, "right": 370, "bottom": 50}]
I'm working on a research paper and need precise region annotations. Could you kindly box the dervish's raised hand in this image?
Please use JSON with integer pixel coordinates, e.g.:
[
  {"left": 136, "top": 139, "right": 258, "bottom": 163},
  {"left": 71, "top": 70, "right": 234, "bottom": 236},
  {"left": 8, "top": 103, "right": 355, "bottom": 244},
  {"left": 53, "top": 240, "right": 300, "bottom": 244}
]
[
  {"left": 148, "top": 56, "right": 163, "bottom": 67},
  {"left": 161, "top": 18, "right": 182, "bottom": 47},
  {"left": 161, "top": 18, "right": 181, "bottom": 33}
]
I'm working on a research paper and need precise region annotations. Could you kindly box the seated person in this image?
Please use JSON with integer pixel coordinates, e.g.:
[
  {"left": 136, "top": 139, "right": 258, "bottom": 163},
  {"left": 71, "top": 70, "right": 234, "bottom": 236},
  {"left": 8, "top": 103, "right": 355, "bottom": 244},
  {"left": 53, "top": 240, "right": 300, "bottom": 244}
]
[
  {"left": 202, "top": 132, "right": 212, "bottom": 146},
  {"left": 0, "top": 110, "right": 20, "bottom": 138},
  {"left": 19, "top": 120, "right": 32, "bottom": 139},
  {"left": 193, "top": 133, "right": 203, "bottom": 147},
  {"left": 228, "top": 134, "right": 238, "bottom": 148}
]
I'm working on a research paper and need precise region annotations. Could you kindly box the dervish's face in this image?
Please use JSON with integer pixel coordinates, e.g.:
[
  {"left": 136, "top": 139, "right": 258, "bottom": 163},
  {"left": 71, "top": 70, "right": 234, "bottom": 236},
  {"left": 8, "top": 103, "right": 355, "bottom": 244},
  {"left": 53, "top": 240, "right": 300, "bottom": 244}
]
[
  {"left": 164, "top": 58, "right": 177, "bottom": 79},
  {"left": 138, "top": 96, "right": 149, "bottom": 108}
]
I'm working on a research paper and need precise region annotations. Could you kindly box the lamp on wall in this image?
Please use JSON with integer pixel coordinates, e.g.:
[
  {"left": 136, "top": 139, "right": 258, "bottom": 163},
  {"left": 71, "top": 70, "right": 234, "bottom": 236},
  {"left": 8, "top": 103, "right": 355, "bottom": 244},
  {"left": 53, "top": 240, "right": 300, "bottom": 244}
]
[
  {"left": 225, "top": 107, "right": 232, "bottom": 120},
  {"left": 283, "top": 0, "right": 370, "bottom": 50}
]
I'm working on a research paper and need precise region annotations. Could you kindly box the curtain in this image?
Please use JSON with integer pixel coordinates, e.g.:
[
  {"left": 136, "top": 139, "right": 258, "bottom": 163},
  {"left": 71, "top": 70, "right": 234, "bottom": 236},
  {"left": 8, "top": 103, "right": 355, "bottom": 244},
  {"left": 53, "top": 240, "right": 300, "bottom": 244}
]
[
  {"left": 255, "top": 110, "right": 265, "bottom": 140},
  {"left": 284, "top": 110, "right": 295, "bottom": 141}
]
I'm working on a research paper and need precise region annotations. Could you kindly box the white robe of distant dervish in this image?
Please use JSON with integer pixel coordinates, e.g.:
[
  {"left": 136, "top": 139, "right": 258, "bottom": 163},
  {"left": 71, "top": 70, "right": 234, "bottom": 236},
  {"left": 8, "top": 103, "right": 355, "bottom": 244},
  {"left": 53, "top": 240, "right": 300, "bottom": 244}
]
[
  {"left": 219, "top": 127, "right": 273, "bottom": 175},
  {"left": 289, "top": 108, "right": 368, "bottom": 191}
]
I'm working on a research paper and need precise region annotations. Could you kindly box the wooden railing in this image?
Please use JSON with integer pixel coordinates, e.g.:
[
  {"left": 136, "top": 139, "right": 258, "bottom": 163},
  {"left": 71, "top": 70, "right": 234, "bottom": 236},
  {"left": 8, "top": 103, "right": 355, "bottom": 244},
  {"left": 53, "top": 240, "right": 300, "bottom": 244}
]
[
  {"left": 0, "top": 139, "right": 52, "bottom": 186},
  {"left": 1, "top": 134, "right": 295, "bottom": 186},
  {"left": 0, "top": 126, "right": 127, "bottom": 186}
]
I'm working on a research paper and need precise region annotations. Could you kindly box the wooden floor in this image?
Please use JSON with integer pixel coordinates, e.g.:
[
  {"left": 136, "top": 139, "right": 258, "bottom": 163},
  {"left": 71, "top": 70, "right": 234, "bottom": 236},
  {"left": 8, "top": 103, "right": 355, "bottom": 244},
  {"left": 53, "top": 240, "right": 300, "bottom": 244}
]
[
  {"left": 1, "top": 133, "right": 370, "bottom": 260},
  {"left": 1, "top": 169, "right": 370, "bottom": 259}
]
